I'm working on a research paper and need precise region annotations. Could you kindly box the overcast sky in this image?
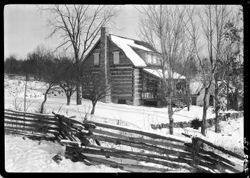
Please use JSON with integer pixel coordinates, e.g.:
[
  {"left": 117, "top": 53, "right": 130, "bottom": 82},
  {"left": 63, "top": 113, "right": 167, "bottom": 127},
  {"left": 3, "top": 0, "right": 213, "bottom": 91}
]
[
  {"left": 4, "top": 4, "right": 142, "bottom": 59},
  {"left": 4, "top": 4, "right": 241, "bottom": 60}
]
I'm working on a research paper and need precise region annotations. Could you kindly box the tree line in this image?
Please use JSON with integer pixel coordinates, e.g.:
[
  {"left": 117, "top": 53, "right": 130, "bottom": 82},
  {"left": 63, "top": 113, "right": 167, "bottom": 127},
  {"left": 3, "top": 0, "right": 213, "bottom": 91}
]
[{"left": 5, "top": 46, "right": 107, "bottom": 115}]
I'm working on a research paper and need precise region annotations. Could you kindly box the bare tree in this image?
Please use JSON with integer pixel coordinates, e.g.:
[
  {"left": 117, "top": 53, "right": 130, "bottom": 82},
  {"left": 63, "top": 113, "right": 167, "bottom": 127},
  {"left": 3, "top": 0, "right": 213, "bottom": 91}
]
[
  {"left": 175, "top": 7, "right": 198, "bottom": 111},
  {"left": 43, "top": 5, "right": 117, "bottom": 105},
  {"left": 180, "top": 55, "right": 198, "bottom": 111},
  {"left": 81, "top": 69, "right": 111, "bottom": 115},
  {"left": 186, "top": 5, "right": 231, "bottom": 135},
  {"left": 56, "top": 55, "right": 77, "bottom": 105},
  {"left": 138, "top": 5, "right": 189, "bottom": 135},
  {"left": 27, "top": 46, "right": 60, "bottom": 113}
]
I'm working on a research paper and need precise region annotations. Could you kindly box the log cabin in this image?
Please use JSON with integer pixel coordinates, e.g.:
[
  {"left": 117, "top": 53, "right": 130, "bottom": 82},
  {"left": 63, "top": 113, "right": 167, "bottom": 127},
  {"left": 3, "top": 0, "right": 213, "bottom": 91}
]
[{"left": 82, "top": 27, "right": 186, "bottom": 107}]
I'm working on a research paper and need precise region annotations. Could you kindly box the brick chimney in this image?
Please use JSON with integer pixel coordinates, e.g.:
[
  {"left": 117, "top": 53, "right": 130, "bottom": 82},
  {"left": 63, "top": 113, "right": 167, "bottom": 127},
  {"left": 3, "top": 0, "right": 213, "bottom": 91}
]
[{"left": 100, "top": 27, "right": 111, "bottom": 103}]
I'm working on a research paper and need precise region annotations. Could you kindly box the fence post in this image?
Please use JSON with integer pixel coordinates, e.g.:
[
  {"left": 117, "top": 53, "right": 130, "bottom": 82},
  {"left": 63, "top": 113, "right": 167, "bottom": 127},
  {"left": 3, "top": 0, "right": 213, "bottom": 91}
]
[
  {"left": 57, "top": 115, "right": 63, "bottom": 138},
  {"left": 22, "top": 74, "right": 28, "bottom": 131},
  {"left": 191, "top": 137, "right": 201, "bottom": 172},
  {"left": 24, "top": 73, "right": 28, "bottom": 114}
]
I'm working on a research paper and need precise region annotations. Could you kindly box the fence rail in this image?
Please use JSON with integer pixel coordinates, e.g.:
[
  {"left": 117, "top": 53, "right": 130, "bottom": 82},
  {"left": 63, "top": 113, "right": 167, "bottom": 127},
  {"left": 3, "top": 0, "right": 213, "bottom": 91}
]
[{"left": 4, "top": 109, "right": 244, "bottom": 173}]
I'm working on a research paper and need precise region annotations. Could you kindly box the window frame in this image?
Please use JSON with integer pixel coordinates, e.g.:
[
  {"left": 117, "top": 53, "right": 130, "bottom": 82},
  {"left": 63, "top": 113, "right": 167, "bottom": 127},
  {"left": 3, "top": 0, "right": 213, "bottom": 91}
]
[
  {"left": 148, "top": 53, "right": 160, "bottom": 65},
  {"left": 93, "top": 53, "right": 100, "bottom": 66},
  {"left": 113, "top": 51, "right": 120, "bottom": 65},
  {"left": 146, "top": 53, "right": 152, "bottom": 64}
]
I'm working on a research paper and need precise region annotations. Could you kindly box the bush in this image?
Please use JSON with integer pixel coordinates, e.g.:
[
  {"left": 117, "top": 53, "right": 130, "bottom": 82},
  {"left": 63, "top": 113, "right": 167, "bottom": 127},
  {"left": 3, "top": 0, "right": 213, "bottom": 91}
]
[{"left": 190, "top": 118, "right": 202, "bottom": 130}]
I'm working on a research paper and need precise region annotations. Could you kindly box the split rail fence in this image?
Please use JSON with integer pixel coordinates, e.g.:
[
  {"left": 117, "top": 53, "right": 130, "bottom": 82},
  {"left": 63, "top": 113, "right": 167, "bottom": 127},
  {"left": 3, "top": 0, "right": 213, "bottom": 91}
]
[{"left": 4, "top": 109, "right": 244, "bottom": 173}]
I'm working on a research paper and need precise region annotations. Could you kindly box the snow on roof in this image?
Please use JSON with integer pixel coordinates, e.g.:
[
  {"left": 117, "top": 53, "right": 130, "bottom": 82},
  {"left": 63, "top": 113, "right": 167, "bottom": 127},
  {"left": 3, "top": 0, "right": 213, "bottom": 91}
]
[
  {"left": 110, "top": 35, "right": 148, "bottom": 67},
  {"left": 189, "top": 81, "right": 203, "bottom": 95},
  {"left": 111, "top": 35, "right": 153, "bottom": 51},
  {"left": 143, "top": 68, "right": 186, "bottom": 79}
]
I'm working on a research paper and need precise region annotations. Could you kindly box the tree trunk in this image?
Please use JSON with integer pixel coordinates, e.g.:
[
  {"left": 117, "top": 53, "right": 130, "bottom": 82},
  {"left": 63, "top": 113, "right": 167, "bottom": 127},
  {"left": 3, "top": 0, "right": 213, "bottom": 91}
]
[
  {"left": 168, "top": 80, "right": 174, "bottom": 135},
  {"left": 75, "top": 58, "right": 82, "bottom": 105},
  {"left": 66, "top": 94, "right": 71, "bottom": 105},
  {"left": 76, "top": 83, "right": 82, "bottom": 105},
  {"left": 201, "top": 87, "right": 209, "bottom": 136},
  {"left": 187, "top": 78, "right": 191, "bottom": 111},
  {"left": 91, "top": 101, "right": 97, "bottom": 115},
  {"left": 161, "top": 66, "right": 174, "bottom": 135},
  {"left": 168, "top": 99, "right": 174, "bottom": 135},
  {"left": 226, "top": 77, "right": 230, "bottom": 111},
  {"left": 234, "top": 88, "right": 239, "bottom": 111},
  {"left": 40, "top": 87, "right": 50, "bottom": 113},
  {"left": 214, "top": 74, "right": 219, "bottom": 133},
  {"left": 226, "top": 62, "right": 230, "bottom": 111}
]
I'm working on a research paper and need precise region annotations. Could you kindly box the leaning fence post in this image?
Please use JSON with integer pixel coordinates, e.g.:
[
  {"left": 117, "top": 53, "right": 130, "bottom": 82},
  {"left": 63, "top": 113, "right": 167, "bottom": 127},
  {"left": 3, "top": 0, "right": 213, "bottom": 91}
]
[{"left": 191, "top": 137, "right": 201, "bottom": 172}]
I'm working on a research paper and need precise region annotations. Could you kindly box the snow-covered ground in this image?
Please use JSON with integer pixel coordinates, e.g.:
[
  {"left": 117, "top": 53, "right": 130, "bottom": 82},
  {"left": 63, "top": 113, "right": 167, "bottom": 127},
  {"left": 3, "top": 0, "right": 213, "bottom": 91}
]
[
  {"left": 5, "top": 134, "right": 125, "bottom": 172},
  {"left": 207, "top": 117, "right": 244, "bottom": 155},
  {"left": 4, "top": 76, "right": 244, "bottom": 172},
  {"left": 181, "top": 117, "right": 244, "bottom": 156}
]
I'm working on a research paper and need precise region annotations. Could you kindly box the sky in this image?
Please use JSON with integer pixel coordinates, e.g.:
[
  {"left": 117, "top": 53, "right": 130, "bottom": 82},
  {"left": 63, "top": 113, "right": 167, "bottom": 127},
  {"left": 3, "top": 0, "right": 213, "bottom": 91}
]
[
  {"left": 4, "top": 5, "right": 241, "bottom": 60},
  {"left": 4, "top": 4, "right": 142, "bottom": 59}
]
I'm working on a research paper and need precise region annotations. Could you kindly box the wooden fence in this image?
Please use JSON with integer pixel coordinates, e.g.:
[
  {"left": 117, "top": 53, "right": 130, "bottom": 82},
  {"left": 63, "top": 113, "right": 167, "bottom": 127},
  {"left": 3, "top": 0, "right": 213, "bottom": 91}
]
[
  {"left": 4, "top": 109, "right": 244, "bottom": 173},
  {"left": 4, "top": 109, "right": 59, "bottom": 140}
]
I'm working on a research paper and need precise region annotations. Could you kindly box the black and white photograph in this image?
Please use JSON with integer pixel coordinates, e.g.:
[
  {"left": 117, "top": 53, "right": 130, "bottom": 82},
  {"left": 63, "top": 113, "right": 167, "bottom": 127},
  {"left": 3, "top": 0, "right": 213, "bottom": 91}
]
[{"left": 3, "top": 4, "right": 246, "bottom": 173}]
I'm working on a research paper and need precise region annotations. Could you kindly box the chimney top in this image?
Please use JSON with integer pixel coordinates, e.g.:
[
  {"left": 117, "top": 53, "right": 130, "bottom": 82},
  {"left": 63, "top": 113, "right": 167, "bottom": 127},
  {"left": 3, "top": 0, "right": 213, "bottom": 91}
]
[{"left": 101, "top": 26, "right": 108, "bottom": 36}]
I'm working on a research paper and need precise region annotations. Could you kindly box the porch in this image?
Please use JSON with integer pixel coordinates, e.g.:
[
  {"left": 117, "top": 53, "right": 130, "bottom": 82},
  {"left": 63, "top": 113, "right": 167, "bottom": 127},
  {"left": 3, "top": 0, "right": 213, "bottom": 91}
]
[{"left": 141, "top": 68, "right": 187, "bottom": 107}]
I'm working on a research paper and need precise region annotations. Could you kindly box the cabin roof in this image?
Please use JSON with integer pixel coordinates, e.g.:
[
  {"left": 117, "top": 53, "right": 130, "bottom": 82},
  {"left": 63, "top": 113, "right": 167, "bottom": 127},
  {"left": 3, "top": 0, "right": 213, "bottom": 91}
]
[
  {"left": 143, "top": 68, "right": 186, "bottom": 79},
  {"left": 82, "top": 34, "right": 154, "bottom": 67},
  {"left": 110, "top": 34, "right": 152, "bottom": 67}
]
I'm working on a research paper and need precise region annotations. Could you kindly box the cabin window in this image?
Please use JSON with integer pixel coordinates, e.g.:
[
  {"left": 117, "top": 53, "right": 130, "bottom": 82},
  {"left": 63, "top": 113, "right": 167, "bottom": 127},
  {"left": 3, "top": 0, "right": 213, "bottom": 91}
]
[
  {"left": 93, "top": 53, "right": 99, "bottom": 66},
  {"left": 146, "top": 54, "right": 160, "bottom": 65},
  {"left": 118, "top": 99, "right": 126, "bottom": 104},
  {"left": 143, "top": 100, "right": 158, "bottom": 107},
  {"left": 146, "top": 54, "right": 152, "bottom": 64},
  {"left": 176, "top": 81, "right": 182, "bottom": 90},
  {"left": 153, "top": 55, "right": 161, "bottom": 65},
  {"left": 113, "top": 51, "right": 120, "bottom": 64},
  {"left": 152, "top": 55, "right": 157, "bottom": 64},
  {"left": 156, "top": 56, "right": 161, "bottom": 65},
  {"left": 192, "top": 96, "right": 197, "bottom": 105}
]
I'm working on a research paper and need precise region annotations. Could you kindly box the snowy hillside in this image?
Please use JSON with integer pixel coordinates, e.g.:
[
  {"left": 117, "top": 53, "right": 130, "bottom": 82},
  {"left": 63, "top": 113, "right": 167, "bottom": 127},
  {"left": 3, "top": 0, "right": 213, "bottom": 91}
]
[
  {"left": 4, "top": 77, "right": 215, "bottom": 130},
  {"left": 4, "top": 76, "right": 244, "bottom": 172}
]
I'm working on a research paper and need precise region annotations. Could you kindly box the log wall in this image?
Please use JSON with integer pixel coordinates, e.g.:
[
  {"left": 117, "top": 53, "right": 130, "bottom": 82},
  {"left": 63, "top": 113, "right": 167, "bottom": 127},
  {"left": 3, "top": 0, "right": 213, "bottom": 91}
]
[
  {"left": 82, "top": 37, "right": 136, "bottom": 104},
  {"left": 110, "top": 66, "right": 134, "bottom": 104},
  {"left": 133, "top": 68, "right": 143, "bottom": 105}
]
